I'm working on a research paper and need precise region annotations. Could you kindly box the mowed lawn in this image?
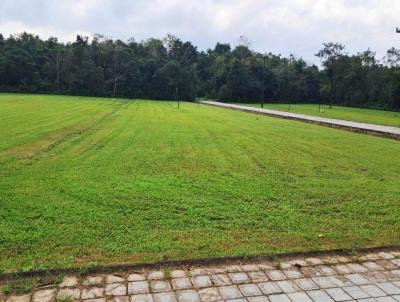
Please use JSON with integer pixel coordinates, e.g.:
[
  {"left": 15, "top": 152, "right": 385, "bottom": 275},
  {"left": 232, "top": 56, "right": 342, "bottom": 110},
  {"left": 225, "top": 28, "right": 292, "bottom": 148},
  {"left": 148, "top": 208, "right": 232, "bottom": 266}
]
[
  {"left": 239, "top": 103, "right": 400, "bottom": 127},
  {"left": 0, "top": 94, "right": 399, "bottom": 273}
]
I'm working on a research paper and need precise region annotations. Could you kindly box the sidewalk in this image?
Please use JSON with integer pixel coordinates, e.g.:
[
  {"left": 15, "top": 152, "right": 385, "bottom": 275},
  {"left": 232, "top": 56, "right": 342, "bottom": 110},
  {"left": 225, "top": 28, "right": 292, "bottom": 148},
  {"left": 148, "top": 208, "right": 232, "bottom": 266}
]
[
  {"left": 200, "top": 101, "right": 400, "bottom": 140},
  {"left": 2, "top": 249, "right": 400, "bottom": 302}
]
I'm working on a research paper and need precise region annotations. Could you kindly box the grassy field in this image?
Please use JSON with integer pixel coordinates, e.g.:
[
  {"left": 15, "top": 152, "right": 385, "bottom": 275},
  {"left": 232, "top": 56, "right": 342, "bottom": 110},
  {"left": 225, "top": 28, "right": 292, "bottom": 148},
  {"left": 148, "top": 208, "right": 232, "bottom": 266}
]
[
  {"left": 0, "top": 93, "right": 399, "bottom": 273},
  {"left": 237, "top": 103, "right": 400, "bottom": 127}
]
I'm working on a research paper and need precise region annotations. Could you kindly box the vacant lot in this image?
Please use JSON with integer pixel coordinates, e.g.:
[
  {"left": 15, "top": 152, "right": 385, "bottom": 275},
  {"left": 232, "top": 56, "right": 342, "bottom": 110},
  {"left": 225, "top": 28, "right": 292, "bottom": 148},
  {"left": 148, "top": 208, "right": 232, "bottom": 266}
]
[
  {"left": 239, "top": 103, "right": 400, "bottom": 127},
  {"left": 0, "top": 94, "right": 399, "bottom": 273}
]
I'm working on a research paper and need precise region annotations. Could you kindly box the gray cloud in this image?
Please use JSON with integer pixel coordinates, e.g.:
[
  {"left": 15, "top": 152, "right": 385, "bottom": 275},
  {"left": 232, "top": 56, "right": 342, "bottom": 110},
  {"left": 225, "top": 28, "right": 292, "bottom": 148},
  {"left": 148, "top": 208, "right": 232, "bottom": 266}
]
[{"left": 0, "top": 0, "right": 399, "bottom": 63}]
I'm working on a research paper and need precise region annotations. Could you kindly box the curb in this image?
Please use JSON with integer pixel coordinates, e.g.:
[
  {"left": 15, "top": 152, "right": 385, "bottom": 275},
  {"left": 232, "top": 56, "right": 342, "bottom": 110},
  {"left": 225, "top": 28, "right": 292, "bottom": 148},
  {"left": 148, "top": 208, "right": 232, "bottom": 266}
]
[{"left": 1, "top": 245, "right": 399, "bottom": 281}]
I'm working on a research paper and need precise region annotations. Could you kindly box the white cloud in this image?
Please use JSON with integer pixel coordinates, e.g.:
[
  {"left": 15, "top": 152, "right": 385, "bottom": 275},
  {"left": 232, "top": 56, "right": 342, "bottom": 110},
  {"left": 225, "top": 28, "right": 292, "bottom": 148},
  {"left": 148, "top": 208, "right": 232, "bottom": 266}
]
[{"left": 0, "top": 0, "right": 399, "bottom": 63}]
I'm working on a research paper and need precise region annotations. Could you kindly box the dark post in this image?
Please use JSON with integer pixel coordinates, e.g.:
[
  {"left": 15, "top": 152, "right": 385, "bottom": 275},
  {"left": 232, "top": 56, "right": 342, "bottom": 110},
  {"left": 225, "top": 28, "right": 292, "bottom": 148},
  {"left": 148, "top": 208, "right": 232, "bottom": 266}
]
[
  {"left": 261, "top": 55, "right": 266, "bottom": 109},
  {"left": 176, "top": 86, "right": 179, "bottom": 109}
]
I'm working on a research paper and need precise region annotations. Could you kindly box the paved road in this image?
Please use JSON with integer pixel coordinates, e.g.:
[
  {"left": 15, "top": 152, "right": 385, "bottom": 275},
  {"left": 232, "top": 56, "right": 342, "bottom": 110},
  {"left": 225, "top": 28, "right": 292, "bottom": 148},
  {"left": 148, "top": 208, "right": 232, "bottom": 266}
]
[
  {"left": 200, "top": 101, "right": 400, "bottom": 140},
  {"left": 2, "top": 249, "right": 400, "bottom": 301}
]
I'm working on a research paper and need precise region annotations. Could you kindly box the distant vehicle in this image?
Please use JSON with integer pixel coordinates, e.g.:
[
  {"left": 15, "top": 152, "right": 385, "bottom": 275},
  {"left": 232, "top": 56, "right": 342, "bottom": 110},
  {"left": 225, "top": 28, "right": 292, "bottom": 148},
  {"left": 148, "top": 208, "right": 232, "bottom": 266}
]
[{"left": 397, "top": 27, "right": 400, "bottom": 33}]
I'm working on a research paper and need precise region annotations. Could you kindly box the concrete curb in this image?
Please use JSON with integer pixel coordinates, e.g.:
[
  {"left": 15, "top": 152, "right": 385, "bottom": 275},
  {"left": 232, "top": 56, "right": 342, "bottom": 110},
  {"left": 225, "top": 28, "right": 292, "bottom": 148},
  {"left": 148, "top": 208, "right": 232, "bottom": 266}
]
[{"left": 1, "top": 245, "right": 399, "bottom": 281}]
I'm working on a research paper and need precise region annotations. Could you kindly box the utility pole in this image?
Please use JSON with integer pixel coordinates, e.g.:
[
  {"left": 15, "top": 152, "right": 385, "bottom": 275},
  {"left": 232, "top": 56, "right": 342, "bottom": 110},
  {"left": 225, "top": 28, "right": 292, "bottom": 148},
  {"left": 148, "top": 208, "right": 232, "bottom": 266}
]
[{"left": 261, "top": 55, "right": 266, "bottom": 109}]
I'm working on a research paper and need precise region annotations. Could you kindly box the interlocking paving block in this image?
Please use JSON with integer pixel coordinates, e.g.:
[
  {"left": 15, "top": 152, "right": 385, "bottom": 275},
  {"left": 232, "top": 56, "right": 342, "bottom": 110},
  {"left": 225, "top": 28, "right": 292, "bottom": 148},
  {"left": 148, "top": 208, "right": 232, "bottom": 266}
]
[
  {"left": 128, "top": 274, "right": 147, "bottom": 282},
  {"left": 305, "top": 258, "right": 323, "bottom": 266},
  {"left": 57, "top": 287, "right": 81, "bottom": 300},
  {"left": 335, "top": 256, "right": 351, "bottom": 264},
  {"left": 150, "top": 280, "right": 172, "bottom": 293},
  {"left": 290, "top": 260, "right": 308, "bottom": 267},
  {"left": 83, "top": 275, "right": 104, "bottom": 286},
  {"left": 360, "top": 285, "right": 388, "bottom": 297},
  {"left": 393, "top": 295, "right": 400, "bottom": 302},
  {"left": 148, "top": 271, "right": 165, "bottom": 280},
  {"left": 247, "top": 296, "right": 270, "bottom": 302},
  {"left": 328, "top": 275, "right": 353, "bottom": 287},
  {"left": 345, "top": 273, "right": 370, "bottom": 285},
  {"left": 171, "top": 270, "right": 187, "bottom": 278},
  {"left": 105, "top": 282, "right": 127, "bottom": 296},
  {"left": 357, "top": 299, "right": 378, "bottom": 302},
  {"left": 392, "top": 260, "right": 400, "bottom": 268},
  {"left": 153, "top": 292, "right": 177, "bottom": 302},
  {"left": 210, "top": 274, "right": 232, "bottom": 286},
  {"left": 85, "top": 298, "right": 106, "bottom": 302},
  {"left": 267, "top": 270, "right": 287, "bottom": 281},
  {"left": 365, "top": 253, "right": 381, "bottom": 261},
  {"left": 238, "top": 284, "right": 262, "bottom": 297},
  {"left": 364, "top": 271, "right": 390, "bottom": 283},
  {"left": 240, "top": 265, "right": 259, "bottom": 272},
  {"left": 218, "top": 285, "right": 243, "bottom": 299},
  {"left": 325, "top": 287, "right": 353, "bottom": 301},
  {"left": 32, "top": 288, "right": 56, "bottom": 302},
  {"left": 60, "top": 275, "right": 80, "bottom": 287},
  {"left": 315, "top": 266, "right": 337, "bottom": 276},
  {"left": 342, "top": 286, "right": 369, "bottom": 299},
  {"left": 171, "top": 278, "right": 193, "bottom": 290},
  {"left": 130, "top": 294, "right": 154, "bottom": 302},
  {"left": 81, "top": 287, "right": 104, "bottom": 300},
  {"left": 348, "top": 263, "right": 369, "bottom": 273},
  {"left": 333, "top": 264, "right": 353, "bottom": 275},
  {"left": 5, "top": 294, "right": 31, "bottom": 302},
  {"left": 106, "top": 274, "right": 126, "bottom": 283},
  {"left": 5, "top": 250, "right": 400, "bottom": 302},
  {"left": 383, "top": 270, "right": 400, "bottom": 281},
  {"left": 283, "top": 269, "right": 304, "bottom": 279},
  {"left": 377, "top": 282, "right": 400, "bottom": 295},
  {"left": 268, "top": 293, "right": 291, "bottom": 302},
  {"left": 190, "top": 269, "right": 208, "bottom": 277},
  {"left": 198, "top": 287, "right": 222, "bottom": 302},
  {"left": 128, "top": 281, "right": 150, "bottom": 294},
  {"left": 229, "top": 273, "right": 250, "bottom": 284},
  {"left": 312, "top": 276, "right": 337, "bottom": 288},
  {"left": 376, "top": 297, "right": 397, "bottom": 302},
  {"left": 248, "top": 271, "right": 269, "bottom": 282},
  {"left": 276, "top": 280, "right": 300, "bottom": 293},
  {"left": 379, "top": 253, "right": 395, "bottom": 260},
  {"left": 176, "top": 290, "right": 200, "bottom": 302},
  {"left": 377, "top": 261, "right": 398, "bottom": 270},
  {"left": 287, "top": 292, "right": 313, "bottom": 302},
  {"left": 300, "top": 267, "right": 321, "bottom": 278},
  {"left": 206, "top": 267, "right": 226, "bottom": 274},
  {"left": 258, "top": 282, "right": 282, "bottom": 295},
  {"left": 279, "top": 262, "right": 293, "bottom": 270},
  {"left": 321, "top": 257, "right": 339, "bottom": 265},
  {"left": 191, "top": 276, "right": 212, "bottom": 288},
  {"left": 294, "top": 278, "right": 319, "bottom": 291},
  {"left": 225, "top": 265, "right": 242, "bottom": 273},
  {"left": 390, "top": 251, "right": 400, "bottom": 258},
  {"left": 257, "top": 263, "right": 275, "bottom": 271},
  {"left": 306, "top": 290, "right": 334, "bottom": 302},
  {"left": 109, "top": 296, "right": 130, "bottom": 302},
  {"left": 364, "top": 262, "right": 386, "bottom": 271}
]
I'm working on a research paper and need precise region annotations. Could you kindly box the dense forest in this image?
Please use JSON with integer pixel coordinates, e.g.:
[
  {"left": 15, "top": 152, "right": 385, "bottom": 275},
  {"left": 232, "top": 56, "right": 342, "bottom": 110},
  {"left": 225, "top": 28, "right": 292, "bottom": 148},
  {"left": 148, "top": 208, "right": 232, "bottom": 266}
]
[{"left": 0, "top": 32, "right": 399, "bottom": 109}]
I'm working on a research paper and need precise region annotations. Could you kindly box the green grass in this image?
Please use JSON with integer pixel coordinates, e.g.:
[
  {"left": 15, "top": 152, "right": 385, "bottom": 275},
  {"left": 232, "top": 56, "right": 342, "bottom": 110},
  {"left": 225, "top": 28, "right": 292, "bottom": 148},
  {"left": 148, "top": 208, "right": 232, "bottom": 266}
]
[
  {"left": 0, "top": 93, "right": 399, "bottom": 273},
  {"left": 1, "top": 279, "right": 34, "bottom": 295},
  {"left": 237, "top": 103, "right": 400, "bottom": 127}
]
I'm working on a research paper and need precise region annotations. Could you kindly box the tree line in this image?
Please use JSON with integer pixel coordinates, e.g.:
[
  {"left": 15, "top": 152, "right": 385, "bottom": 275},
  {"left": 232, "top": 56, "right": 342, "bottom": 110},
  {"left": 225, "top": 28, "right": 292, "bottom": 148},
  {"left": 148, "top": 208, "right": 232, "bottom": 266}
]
[{"left": 0, "top": 32, "right": 399, "bottom": 110}]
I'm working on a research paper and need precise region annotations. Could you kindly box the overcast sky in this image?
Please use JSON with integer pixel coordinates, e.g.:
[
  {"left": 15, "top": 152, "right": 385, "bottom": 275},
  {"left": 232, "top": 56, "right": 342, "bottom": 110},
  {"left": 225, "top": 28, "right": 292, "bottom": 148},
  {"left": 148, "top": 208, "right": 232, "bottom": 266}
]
[{"left": 0, "top": 0, "right": 399, "bottom": 64}]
